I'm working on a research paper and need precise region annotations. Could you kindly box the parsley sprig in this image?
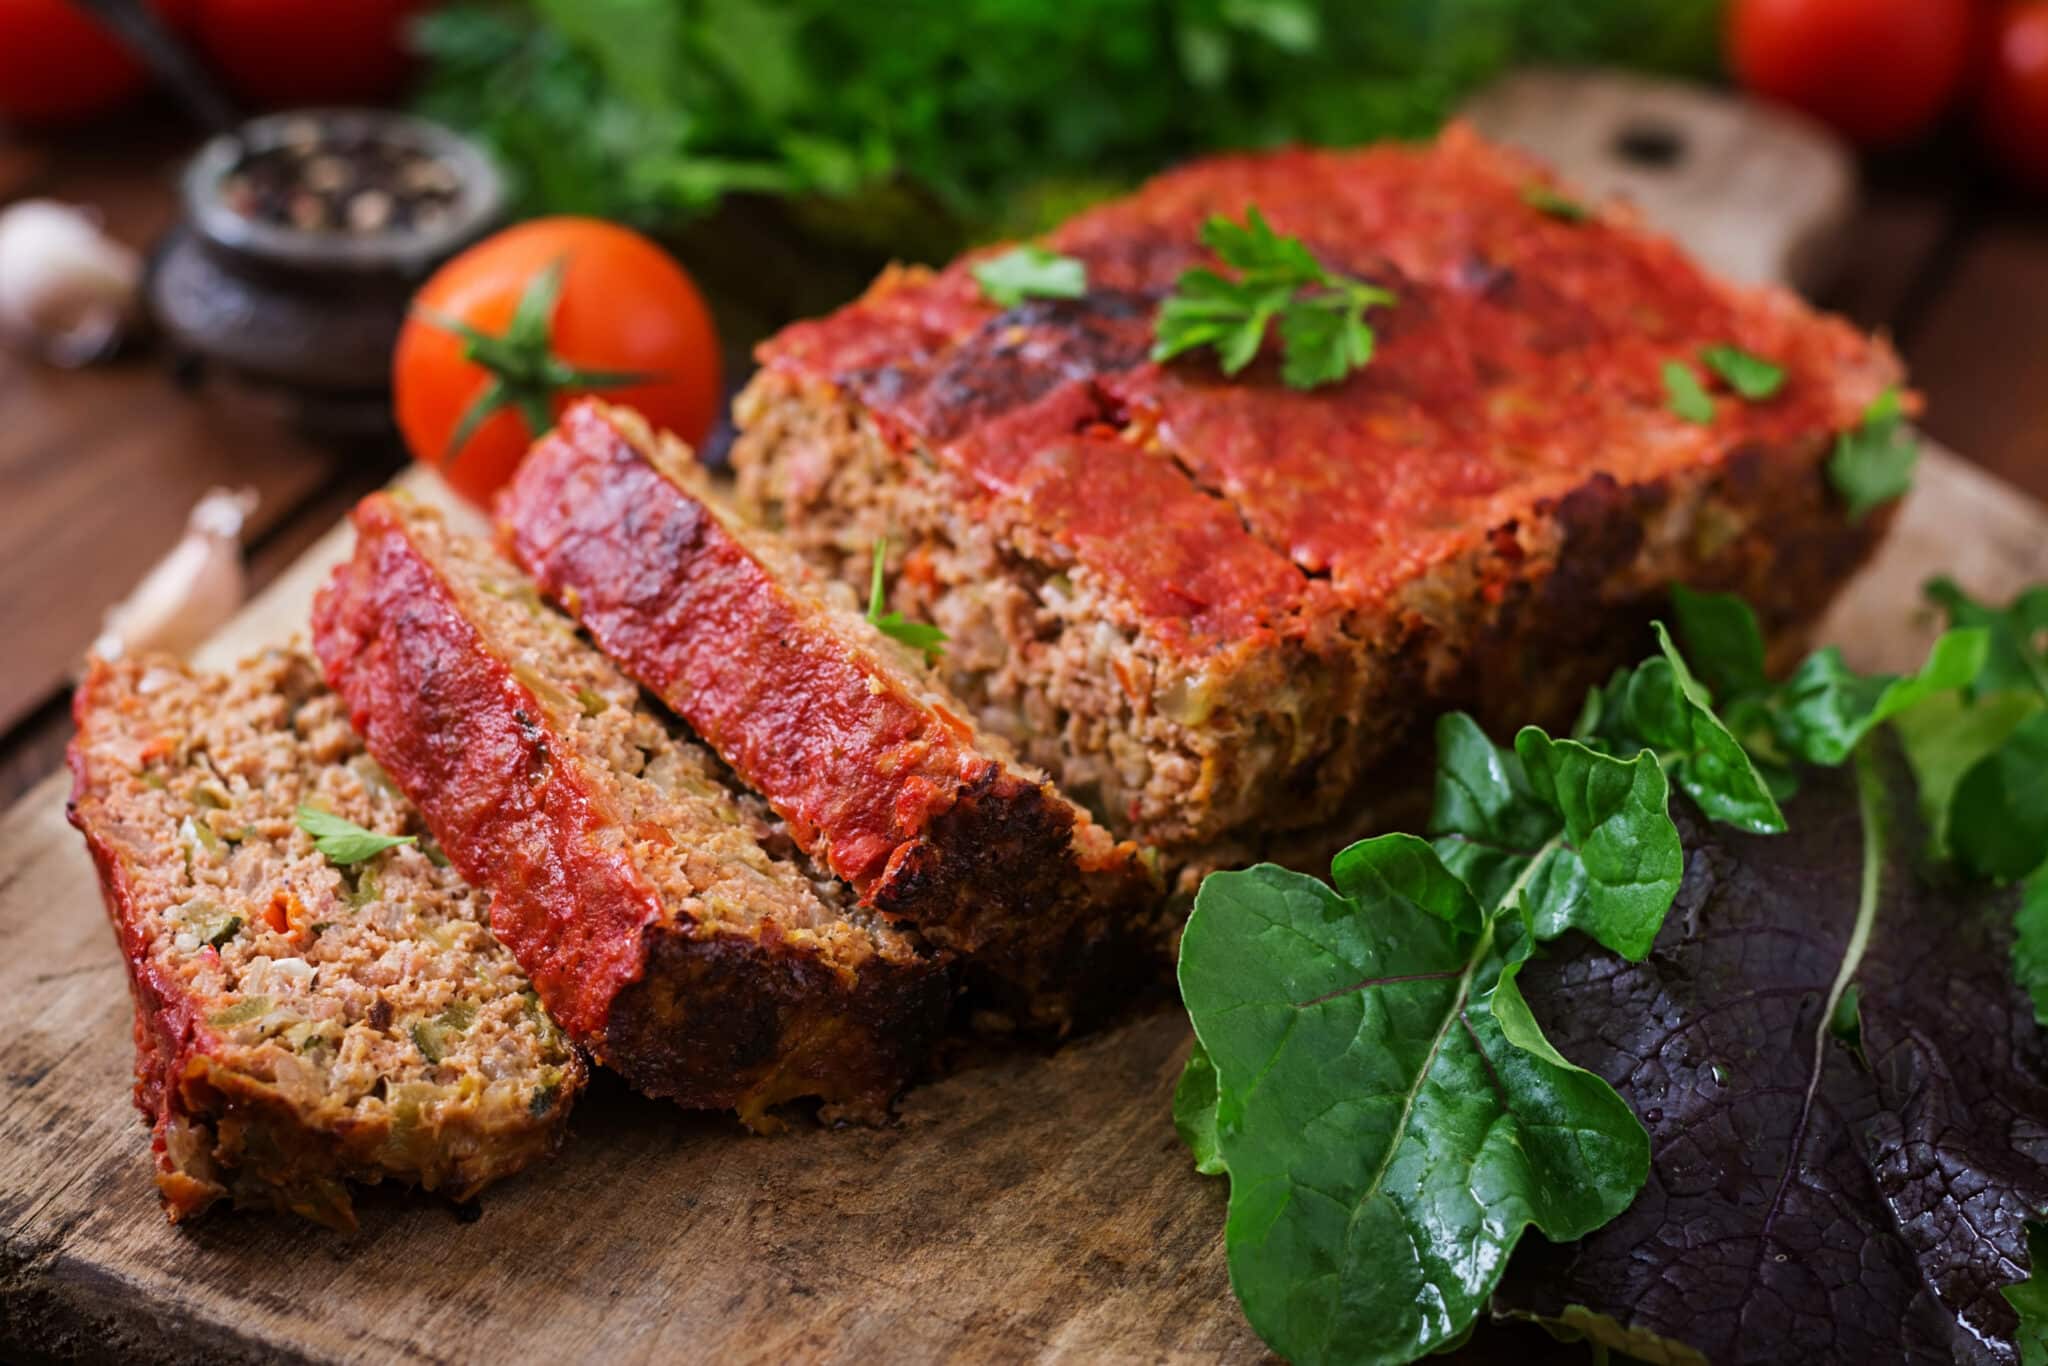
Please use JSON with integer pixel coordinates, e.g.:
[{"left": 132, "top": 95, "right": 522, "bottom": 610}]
[
  {"left": 865, "top": 539, "right": 947, "bottom": 662},
  {"left": 972, "top": 244, "right": 1086, "bottom": 308},
  {"left": 1828, "top": 386, "right": 1918, "bottom": 521},
  {"left": 296, "top": 806, "right": 418, "bottom": 865},
  {"left": 1152, "top": 207, "right": 1395, "bottom": 390}
]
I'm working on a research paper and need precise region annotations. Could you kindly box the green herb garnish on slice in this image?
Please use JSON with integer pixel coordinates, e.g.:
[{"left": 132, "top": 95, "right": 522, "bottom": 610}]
[
  {"left": 1662, "top": 359, "right": 1715, "bottom": 424},
  {"left": 1828, "top": 386, "right": 1917, "bottom": 520},
  {"left": 1521, "top": 182, "right": 1591, "bottom": 222},
  {"left": 296, "top": 805, "right": 418, "bottom": 865},
  {"left": 1152, "top": 206, "right": 1395, "bottom": 391},
  {"left": 1700, "top": 344, "right": 1785, "bottom": 400},
  {"left": 971, "top": 243, "right": 1086, "bottom": 308},
  {"left": 865, "top": 538, "right": 947, "bottom": 662}
]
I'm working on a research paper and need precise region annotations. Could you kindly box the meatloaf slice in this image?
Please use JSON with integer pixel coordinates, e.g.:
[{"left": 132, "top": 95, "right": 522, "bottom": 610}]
[
  {"left": 68, "top": 650, "right": 582, "bottom": 1229},
  {"left": 312, "top": 492, "right": 947, "bottom": 1126},
  {"left": 497, "top": 400, "right": 1166, "bottom": 1028},
  {"left": 732, "top": 123, "right": 1901, "bottom": 857}
]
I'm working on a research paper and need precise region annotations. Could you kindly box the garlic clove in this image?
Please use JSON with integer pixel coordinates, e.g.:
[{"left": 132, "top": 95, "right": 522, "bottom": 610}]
[
  {"left": 0, "top": 199, "right": 141, "bottom": 367},
  {"left": 89, "top": 487, "right": 258, "bottom": 665}
]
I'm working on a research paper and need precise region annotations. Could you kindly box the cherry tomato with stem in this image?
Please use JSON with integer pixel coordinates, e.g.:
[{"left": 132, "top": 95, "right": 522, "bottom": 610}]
[{"left": 394, "top": 217, "right": 722, "bottom": 508}]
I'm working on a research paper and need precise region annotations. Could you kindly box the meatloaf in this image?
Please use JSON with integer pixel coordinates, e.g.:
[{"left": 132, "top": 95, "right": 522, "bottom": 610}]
[
  {"left": 731, "top": 123, "right": 1903, "bottom": 858},
  {"left": 498, "top": 400, "right": 1166, "bottom": 1027},
  {"left": 68, "top": 650, "right": 581, "bottom": 1228},
  {"left": 312, "top": 492, "right": 947, "bottom": 1125}
]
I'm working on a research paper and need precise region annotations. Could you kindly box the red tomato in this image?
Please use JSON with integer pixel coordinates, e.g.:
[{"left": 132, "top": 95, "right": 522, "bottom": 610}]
[
  {"left": 1728, "top": 0, "right": 1975, "bottom": 145},
  {"left": 395, "top": 218, "right": 723, "bottom": 508},
  {"left": 191, "top": 0, "right": 427, "bottom": 107},
  {"left": 0, "top": 0, "right": 189, "bottom": 125},
  {"left": 1980, "top": 2, "right": 2048, "bottom": 191}
]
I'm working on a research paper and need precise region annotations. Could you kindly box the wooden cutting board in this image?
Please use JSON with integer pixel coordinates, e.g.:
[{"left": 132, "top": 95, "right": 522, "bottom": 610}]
[{"left": 3, "top": 73, "right": 2044, "bottom": 1364}]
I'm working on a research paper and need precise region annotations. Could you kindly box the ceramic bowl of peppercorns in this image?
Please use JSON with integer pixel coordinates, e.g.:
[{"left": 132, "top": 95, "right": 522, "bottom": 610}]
[{"left": 148, "top": 108, "right": 505, "bottom": 406}]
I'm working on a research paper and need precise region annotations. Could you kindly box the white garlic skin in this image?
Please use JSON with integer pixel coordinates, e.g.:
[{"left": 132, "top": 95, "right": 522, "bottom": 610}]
[
  {"left": 0, "top": 199, "right": 140, "bottom": 366},
  {"left": 90, "top": 488, "right": 258, "bottom": 664}
]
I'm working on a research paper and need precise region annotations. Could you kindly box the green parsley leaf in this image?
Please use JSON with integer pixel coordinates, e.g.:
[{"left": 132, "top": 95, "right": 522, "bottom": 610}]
[
  {"left": 1828, "top": 386, "right": 1918, "bottom": 520},
  {"left": 1152, "top": 206, "right": 1394, "bottom": 391},
  {"left": 296, "top": 806, "right": 418, "bottom": 865},
  {"left": 970, "top": 243, "right": 1086, "bottom": 308},
  {"left": 1521, "top": 182, "right": 1592, "bottom": 222},
  {"left": 864, "top": 538, "right": 947, "bottom": 661},
  {"left": 1700, "top": 344, "right": 1786, "bottom": 400},
  {"left": 1662, "top": 359, "right": 1715, "bottom": 424}
]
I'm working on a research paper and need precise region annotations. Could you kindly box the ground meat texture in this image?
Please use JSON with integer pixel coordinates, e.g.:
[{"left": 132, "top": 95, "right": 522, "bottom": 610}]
[
  {"left": 731, "top": 124, "right": 1901, "bottom": 859},
  {"left": 312, "top": 493, "right": 948, "bottom": 1126},
  {"left": 497, "top": 401, "right": 1168, "bottom": 1032},
  {"left": 66, "top": 651, "right": 582, "bottom": 1230}
]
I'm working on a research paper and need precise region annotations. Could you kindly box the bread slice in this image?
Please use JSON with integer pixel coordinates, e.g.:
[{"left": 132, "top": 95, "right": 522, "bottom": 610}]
[
  {"left": 312, "top": 492, "right": 947, "bottom": 1125},
  {"left": 67, "top": 650, "right": 581, "bottom": 1228},
  {"left": 498, "top": 401, "right": 1166, "bottom": 1030},
  {"left": 732, "top": 124, "right": 1901, "bottom": 860}
]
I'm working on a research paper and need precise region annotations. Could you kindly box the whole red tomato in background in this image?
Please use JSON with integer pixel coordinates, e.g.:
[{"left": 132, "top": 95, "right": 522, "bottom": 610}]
[
  {"left": 190, "top": 0, "right": 428, "bottom": 107},
  {"left": 1729, "top": 0, "right": 1976, "bottom": 145},
  {"left": 394, "top": 218, "right": 723, "bottom": 507},
  {"left": 1980, "top": 2, "right": 2048, "bottom": 191},
  {"left": 0, "top": 0, "right": 193, "bottom": 125}
]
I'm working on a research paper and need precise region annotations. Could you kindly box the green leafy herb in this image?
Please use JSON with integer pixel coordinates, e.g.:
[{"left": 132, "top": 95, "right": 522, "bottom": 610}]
[
  {"left": 1152, "top": 207, "right": 1395, "bottom": 390},
  {"left": 2006, "top": 1223, "right": 2048, "bottom": 1366},
  {"left": 1828, "top": 386, "right": 1917, "bottom": 520},
  {"left": 1766, "top": 629, "right": 1988, "bottom": 768},
  {"left": 1924, "top": 577, "right": 2048, "bottom": 699},
  {"left": 971, "top": 243, "right": 1087, "bottom": 308},
  {"left": 864, "top": 538, "right": 947, "bottom": 661},
  {"left": 296, "top": 806, "right": 418, "bottom": 865},
  {"left": 1700, "top": 343, "right": 1785, "bottom": 400},
  {"left": 1178, "top": 831, "right": 1652, "bottom": 1364},
  {"left": 1569, "top": 623, "right": 1786, "bottom": 836},
  {"left": 1171, "top": 1043, "right": 1224, "bottom": 1176},
  {"left": 1948, "top": 711, "right": 2048, "bottom": 881},
  {"left": 1521, "top": 182, "right": 1590, "bottom": 222},
  {"left": 1893, "top": 690, "right": 2043, "bottom": 855},
  {"left": 1661, "top": 359, "right": 1714, "bottom": 424},
  {"left": 1431, "top": 715, "right": 1685, "bottom": 958},
  {"left": 2017, "top": 870, "right": 2048, "bottom": 1029},
  {"left": 1670, "top": 583, "right": 1767, "bottom": 697}
]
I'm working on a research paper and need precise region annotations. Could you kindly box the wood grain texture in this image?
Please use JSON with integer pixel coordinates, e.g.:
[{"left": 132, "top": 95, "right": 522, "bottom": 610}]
[{"left": 3, "top": 445, "right": 2043, "bottom": 1365}]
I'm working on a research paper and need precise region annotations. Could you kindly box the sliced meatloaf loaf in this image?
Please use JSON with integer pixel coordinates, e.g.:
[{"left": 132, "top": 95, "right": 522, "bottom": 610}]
[
  {"left": 731, "top": 123, "right": 1903, "bottom": 856},
  {"left": 497, "top": 400, "right": 1166, "bottom": 1028},
  {"left": 68, "top": 650, "right": 581, "bottom": 1229},
  {"left": 313, "top": 492, "right": 947, "bottom": 1125}
]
